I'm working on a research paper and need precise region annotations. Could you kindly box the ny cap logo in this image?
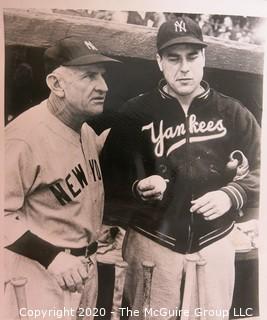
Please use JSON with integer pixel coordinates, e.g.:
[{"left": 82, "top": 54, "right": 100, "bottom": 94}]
[
  {"left": 174, "top": 20, "right": 187, "bottom": 33},
  {"left": 84, "top": 40, "right": 98, "bottom": 51}
]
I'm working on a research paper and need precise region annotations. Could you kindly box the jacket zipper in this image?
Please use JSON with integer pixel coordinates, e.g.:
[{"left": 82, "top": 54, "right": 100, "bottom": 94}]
[{"left": 184, "top": 109, "right": 195, "bottom": 253}]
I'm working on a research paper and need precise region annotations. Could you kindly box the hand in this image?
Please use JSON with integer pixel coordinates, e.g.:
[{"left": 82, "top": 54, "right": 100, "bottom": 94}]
[
  {"left": 190, "top": 190, "right": 232, "bottom": 220},
  {"left": 48, "top": 252, "right": 92, "bottom": 292},
  {"left": 136, "top": 175, "right": 167, "bottom": 201}
]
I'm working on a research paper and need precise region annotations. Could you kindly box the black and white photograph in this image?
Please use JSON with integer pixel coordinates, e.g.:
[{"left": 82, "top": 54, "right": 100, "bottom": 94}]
[{"left": 1, "top": 1, "right": 267, "bottom": 320}]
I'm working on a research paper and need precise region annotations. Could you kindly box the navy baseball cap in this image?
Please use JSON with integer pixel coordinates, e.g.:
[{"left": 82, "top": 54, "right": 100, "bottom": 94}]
[
  {"left": 44, "top": 37, "right": 120, "bottom": 74},
  {"left": 157, "top": 16, "right": 207, "bottom": 52}
]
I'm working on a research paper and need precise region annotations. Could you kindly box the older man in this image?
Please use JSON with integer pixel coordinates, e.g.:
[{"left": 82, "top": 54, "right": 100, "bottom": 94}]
[
  {"left": 4, "top": 37, "right": 119, "bottom": 319},
  {"left": 101, "top": 17, "right": 260, "bottom": 319}
]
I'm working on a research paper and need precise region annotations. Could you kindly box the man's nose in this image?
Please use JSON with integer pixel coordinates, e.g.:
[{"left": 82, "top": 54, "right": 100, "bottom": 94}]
[
  {"left": 181, "top": 59, "right": 189, "bottom": 73},
  {"left": 95, "top": 74, "right": 108, "bottom": 92}
]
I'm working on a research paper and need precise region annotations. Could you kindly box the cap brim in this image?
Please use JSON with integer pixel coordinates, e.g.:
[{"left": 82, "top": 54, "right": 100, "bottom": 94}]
[
  {"left": 63, "top": 53, "right": 121, "bottom": 66},
  {"left": 158, "top": 36, "right": 207, "bottom": 52}
]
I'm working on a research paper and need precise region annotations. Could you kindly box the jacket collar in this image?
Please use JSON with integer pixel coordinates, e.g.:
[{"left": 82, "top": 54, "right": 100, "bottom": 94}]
[{"left": 158, "top": 79, "right": 210, "bottom": 101}]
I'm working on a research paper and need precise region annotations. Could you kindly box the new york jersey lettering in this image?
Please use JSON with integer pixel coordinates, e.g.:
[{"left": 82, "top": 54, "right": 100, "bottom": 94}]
[
  {"left": 49, "top": 160, "right": 101, "bottom": 206},
  {"left": 89, "top": 159, "right": 102, "bottom": 181}
]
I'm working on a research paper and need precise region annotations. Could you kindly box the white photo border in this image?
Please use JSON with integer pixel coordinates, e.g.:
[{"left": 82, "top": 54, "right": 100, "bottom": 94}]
[{"left": 1, "top": 1, "right": 267, "bottom": 319}]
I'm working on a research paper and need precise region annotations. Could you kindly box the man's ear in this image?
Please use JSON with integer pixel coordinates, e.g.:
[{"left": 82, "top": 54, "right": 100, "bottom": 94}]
[
  {"left": 156, "top": 53, "right": 163, "bottom": 72},
  {"left": 46, "top": 73, "right": 65, "bottom": 98}
]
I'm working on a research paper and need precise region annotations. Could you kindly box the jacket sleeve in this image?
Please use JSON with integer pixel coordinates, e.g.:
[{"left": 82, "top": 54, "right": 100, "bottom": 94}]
[
  {"left": 221, "top": 103, "right": 261, "bottom": 211},
  {"left": 100, "top": 107, "right": 147, "bottom": 226}
]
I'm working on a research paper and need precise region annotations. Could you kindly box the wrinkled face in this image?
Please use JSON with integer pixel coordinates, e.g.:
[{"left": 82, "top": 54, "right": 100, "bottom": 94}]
[
  {"left": 58, "top": 64, "right": 108, "bottom": 119},
  {"left": 156, "top": 44, "right": 205, "bottom": 100}
]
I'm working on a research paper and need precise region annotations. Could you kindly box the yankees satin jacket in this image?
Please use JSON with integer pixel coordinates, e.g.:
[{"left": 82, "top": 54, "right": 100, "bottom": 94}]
[{"left": 101, "top": 80, "right": 261, "bottom": 254}]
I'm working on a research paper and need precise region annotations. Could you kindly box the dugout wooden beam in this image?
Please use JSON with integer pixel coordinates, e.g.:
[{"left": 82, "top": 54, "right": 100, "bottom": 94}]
[{"left": 3, "top": 8, "right": 264, "bottom": 75}]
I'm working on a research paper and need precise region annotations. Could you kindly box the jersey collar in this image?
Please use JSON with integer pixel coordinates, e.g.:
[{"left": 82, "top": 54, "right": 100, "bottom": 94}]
[{"left": 158, "top": 79, "right": 210, "bottom": 101}]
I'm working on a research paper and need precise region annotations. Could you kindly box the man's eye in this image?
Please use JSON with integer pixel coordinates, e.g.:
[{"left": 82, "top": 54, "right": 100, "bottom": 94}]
[
  {"left": 87, "top": 72, "right": 97, "bottom": 78},
  {"left": 80, "top": 71, "right": 106, "bottom": 80},
  {"left": 188, "top": 54, "right": 199, "bottom": 60},
  {"left": 168, "top": 57, "right": 179, "bottom": 62},
  {"left": 79, "top": 72, "right": 96, "bottom": 79}
]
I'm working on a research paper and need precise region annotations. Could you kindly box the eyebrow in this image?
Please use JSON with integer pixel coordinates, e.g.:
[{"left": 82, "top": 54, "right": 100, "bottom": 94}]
[
  {"left": 188, "top": 50, "right": 200, "bottom": 54},
  {"left": 165, "top": 52, "right": 180, "bottom": 58},
  {"left": 166, "top": 50, "right": 200, "bottom": 57},
  {"left": 78, "top": 69, "right": 106, "bottom": 77}
]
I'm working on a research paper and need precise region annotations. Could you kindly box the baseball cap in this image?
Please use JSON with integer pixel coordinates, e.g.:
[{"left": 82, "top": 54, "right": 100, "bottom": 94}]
[
  {"left": 157, "top": 16, "right": 207, "bottom": 52},
  {"left": 44, "top": 37, "right": 120, "bottom": 74}
]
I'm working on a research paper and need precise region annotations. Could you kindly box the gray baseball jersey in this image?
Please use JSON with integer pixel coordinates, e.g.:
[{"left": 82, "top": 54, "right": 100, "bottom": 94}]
[{"left": 4, "top": 100, "right": 104, "bottom": 248}]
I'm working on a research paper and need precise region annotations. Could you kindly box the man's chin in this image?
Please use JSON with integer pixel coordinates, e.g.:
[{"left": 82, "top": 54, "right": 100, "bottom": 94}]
[
  {"left": 85, "top": 106, "right": 104, "bottom": 119},
  {"left": 176, "top": 85, "right": 199, "bottom": 96}
]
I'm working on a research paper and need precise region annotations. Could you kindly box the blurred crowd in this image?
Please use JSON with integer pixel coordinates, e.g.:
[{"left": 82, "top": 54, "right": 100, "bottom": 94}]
[{"left": 52, "top": 9, "right": 266, "bottom": 45}]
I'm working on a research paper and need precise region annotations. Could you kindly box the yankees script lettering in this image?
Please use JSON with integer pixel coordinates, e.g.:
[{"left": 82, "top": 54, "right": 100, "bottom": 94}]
[{"left": 142, "top": 114, "right": 227, "bottom": 157}]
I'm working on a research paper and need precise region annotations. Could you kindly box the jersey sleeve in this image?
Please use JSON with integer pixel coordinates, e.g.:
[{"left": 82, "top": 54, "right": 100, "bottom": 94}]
[
  {"left": 4, "top": 139, "right": 39, "bottom": 245},
  {"left": 4, "top": 138, "right": 73, "bottom": 268}
]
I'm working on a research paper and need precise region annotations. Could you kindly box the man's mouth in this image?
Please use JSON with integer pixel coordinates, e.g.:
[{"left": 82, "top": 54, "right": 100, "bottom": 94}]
[
  {"left": 92, "top": 96, "right": 105, "bottom": 103},
  {"left": 178, "top": 78, "right": 192, "bottom": 82}
]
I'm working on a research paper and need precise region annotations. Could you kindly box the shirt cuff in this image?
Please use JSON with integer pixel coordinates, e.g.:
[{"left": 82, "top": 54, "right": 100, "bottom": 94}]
[
  {"left": 132, "top": 180, "right": 141, "bottom": 200},
  {"left": 220, "top": 182, "right": 247, "bottom": 211}
]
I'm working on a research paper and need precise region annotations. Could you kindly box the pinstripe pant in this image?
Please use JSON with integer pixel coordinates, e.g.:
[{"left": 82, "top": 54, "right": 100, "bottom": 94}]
[
  {"left": 123, "top": 228, "right": 235, "bottom": 320},
  {"left": 3, "top": 249, "right": 98, "bottom": 320}
]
